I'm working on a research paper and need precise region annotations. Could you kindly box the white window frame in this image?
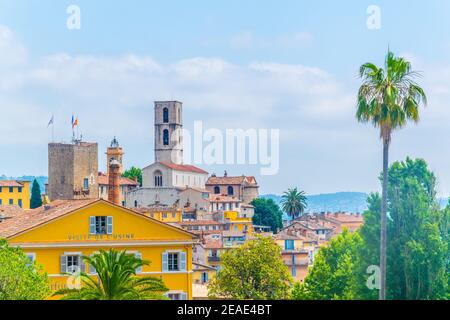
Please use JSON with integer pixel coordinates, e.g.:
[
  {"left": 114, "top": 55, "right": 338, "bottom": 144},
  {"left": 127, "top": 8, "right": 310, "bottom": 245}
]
[
  {"left": 162, "top": 250, "right": 187, "bottom": 272},
  {"left": 25, "top": 253, "right": 36, "bottom": 265}
]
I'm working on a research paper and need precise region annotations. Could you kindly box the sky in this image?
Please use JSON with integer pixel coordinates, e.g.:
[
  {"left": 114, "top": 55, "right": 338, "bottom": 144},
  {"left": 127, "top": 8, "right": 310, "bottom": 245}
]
[{"left": 1, "top": 0, "right": 450, "bottom": 196}]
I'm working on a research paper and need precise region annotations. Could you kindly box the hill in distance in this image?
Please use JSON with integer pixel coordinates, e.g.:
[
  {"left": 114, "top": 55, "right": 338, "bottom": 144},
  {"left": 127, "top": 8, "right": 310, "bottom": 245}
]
[{"left": 262, "top": 192, "right": 450, "bottom": 216}]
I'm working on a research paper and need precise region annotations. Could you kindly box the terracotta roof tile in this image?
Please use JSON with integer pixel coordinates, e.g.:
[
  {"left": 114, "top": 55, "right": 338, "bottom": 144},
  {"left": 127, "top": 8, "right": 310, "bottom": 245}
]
[
  {"left": 159, "top": 162, "right": 208, "bottom": 174},
  {"left": 0, "top": 180, "right": 25, "bottom": 188},
  {"left": 206, "top": 175, "right": 258, "bottom": 186},
  {"left": 97, "top": 173, "right": 138, "bottom": 186},
  {"left": 0, "top": 199, "right": 98, "bottom": 239}
]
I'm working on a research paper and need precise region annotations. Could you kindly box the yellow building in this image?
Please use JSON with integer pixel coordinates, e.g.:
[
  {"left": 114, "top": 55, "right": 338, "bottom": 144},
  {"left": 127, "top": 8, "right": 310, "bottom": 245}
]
[
  {"left": 0, "top": 180, "right": 30, "bottom": 209},
  {"left": 0, "top": 199, "right": 196, "bottom": 300},
  {"left": 224, "top": 210, "right": 254, "bottom": 234},
  {"left": 135, "top": 207, "right": 183, "bottom": 224},
  {"left": 192, "top": 262, "right": 216, "bottom": 300}
]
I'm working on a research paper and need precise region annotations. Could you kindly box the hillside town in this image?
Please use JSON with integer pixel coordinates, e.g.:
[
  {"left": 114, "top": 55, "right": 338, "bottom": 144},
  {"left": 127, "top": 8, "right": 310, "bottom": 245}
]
[{"left": 0, "top": 101, "right": 364, "bottom": 300}]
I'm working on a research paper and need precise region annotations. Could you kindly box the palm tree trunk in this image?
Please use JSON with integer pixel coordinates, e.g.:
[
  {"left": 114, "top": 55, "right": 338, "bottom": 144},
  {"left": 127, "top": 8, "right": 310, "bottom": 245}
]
[{"left": 380, "top": 138, "right": 389, "bottom": 300}]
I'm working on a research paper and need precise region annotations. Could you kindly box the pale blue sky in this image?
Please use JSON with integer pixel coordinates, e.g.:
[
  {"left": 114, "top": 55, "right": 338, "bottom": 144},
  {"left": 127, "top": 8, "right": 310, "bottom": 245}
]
[{"left": 1, "top": 1, "right": 450, "bottom": 196}]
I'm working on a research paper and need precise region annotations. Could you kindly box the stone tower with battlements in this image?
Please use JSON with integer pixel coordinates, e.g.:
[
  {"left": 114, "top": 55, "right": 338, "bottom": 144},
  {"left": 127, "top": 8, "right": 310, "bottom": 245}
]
[
  {"left": 48, "top": 141, "right": 99, "bottom": 201},
  {"left": 154, "top": 101, "right": 183, "bottom": 164}
]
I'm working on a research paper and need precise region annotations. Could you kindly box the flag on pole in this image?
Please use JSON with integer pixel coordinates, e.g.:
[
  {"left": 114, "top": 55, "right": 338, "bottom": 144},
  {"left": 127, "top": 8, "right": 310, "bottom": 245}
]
[
  {"left": 71, "top": 115, "right": 78, "bottom": 129},
  {"left": 47, "top": 115, "right": 54, "bottom": 128}
]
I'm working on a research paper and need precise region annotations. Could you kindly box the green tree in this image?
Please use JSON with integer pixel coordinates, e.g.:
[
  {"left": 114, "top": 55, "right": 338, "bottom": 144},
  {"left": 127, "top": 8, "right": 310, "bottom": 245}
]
[
  {"left": 0, "top": 239, "right": 50, "bottom": 300},
  {"left": 354, "top": 158, "right": 448, "bottom": 300},
  {"left": 291, "top": 229, "right": 363, "bottom": 300},
  {"left": 54, "top": 249, "right": 168, "bottom": 300},
  {"left": 122, "top": 167, "right": 142, "bottom": 186},
  {"left": 208, "top": 236, "right": 292, "bottom": 300},
  {"left": 30, "top": 179, "right": 42, "bottom": 209},
  {"left": 280, "top": 188, "right": 307, "bottom": 220},
  {"left": 251, "top": 198, "right": 283, "bottom": 232},
  {"left": 356, "top": 51, "right": 427, "bottom": 299}
]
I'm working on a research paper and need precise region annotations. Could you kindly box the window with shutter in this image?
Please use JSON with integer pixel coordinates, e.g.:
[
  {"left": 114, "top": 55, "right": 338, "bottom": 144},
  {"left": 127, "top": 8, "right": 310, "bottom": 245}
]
[
  {"left": 89, "top": 217, "right": 96, "bottom": 235},
  {"left": 162, "top": 252, "right": 168, "bottom": 272},
  {"left": 60, "top": 255, "right": 67, "bottom": 274},
  {"left": 135, "top": 252, "right": 142, "bottom": 273},
  {"left": 107, "top": 216, "right": 113, "bottom": 234},
  {"left": 180, "top": 293, "right": 188, "bottom": 300},
  {"left": 180, "top": 252, "right": 186, "bottom": 271}
]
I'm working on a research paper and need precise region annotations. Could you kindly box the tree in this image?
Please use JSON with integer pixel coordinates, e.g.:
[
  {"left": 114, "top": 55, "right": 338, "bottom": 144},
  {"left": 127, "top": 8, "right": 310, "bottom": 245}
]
[
  {"left": 54, "top": 249, "right": 168, "bottom": 300},
  {"left": 122, "top": 167, "right": 142, "bottom": 186},
  {"left": 208, "top": 236, "right": 292, "bottom": 300},
  {"left": 354, "top": 158, "right": 448, "bottom": 300},
  {"left": 280, "top": 188, "right": 307, "bottom": 220},
  {"left": 251, "top": 198, "right": 283, "bottom": 232},
  {"left": 30, "top": 179, "right": 42, "bottom": 209},
  {"left": 356, "top": 51, "right": 427, "bottom": 299},
  {"left": 0, "top": 239, "right": 50, "bottom": 300},
  {"left": 291, "top": 229, "right": 363, "bottom": 300}
]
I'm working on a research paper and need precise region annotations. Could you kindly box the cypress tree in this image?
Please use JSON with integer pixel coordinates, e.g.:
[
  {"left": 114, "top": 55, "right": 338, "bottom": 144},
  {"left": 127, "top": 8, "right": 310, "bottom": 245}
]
[{"left": 30, "top": 179, "right": 42, "bottom": 209}]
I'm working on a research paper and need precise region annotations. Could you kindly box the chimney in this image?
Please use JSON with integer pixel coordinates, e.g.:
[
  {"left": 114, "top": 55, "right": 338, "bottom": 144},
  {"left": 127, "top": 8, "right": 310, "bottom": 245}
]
[{"left": 108, "top": 159, "right": 121, "bottom": 205}]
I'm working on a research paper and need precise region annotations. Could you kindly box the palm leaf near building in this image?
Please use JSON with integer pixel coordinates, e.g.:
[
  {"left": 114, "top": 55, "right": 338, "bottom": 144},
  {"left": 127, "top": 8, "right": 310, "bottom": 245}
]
[
  {"left": 54, "top": 249, "right": 168, "bottom": 300},
  {"left": 356, "top": 50, "right": 427, "bottom": 300},
  {"left": 280, "top": 188, "right": 308, "bottom": 220}
]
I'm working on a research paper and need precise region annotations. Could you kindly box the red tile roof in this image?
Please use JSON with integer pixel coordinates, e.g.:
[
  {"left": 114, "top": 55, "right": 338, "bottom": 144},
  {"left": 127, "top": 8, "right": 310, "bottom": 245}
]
[
  {"left": 159, "top": 162, "right": 208, "bottom": 174},
  {"left": 0, "top": 180, "right": 25, "bottom": 188},
  {"left": 206, "top": 175, "right": 258, "bottom": 186},
  {"left": 97, "top": 173, "right": 138, "bottom": 186},
  {"left": 209, "top": 195, "right": 241, "bottom": 203}
]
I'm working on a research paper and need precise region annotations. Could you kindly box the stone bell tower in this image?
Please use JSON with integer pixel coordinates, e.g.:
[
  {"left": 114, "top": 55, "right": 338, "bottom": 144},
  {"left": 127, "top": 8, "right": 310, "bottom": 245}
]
[
  {"left": 154, "top": 101, "right": 183, "bottom": 164},
  {"left": 106, "top": 137, "right": 124, "bottom": 176}
]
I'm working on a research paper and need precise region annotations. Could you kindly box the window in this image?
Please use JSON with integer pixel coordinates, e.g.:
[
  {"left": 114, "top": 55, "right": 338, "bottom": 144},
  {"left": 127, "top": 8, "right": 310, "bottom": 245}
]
[
  {"left": 163, "top": 107, "right": 169, "bottom": 123},
  {"left": 172, "top": 213, "right": 176, "bottom": 218},
  {"left": 154, "top": 171, "right": 163, "bottom": 187},
  {"left": 292, "top": 266, "right": 297, "bottom": 277},
  {"left": 9, "top": 199, "right": 13, "bottom": 205},
  {"left": 25, "top": 253, "right": 36, "bottom": 265},
  {"left": 163, "top": 213, "right": 168, "bottom": 219},
  {"left": 214, "top": 186, "right": 220, "bottom": 194},
  {"left": 18, "top": 187, "right": 22, "bottom": 193},
  {"left": 9, "top": 187, "right": 13, "bottom": 193},
  {"left": 163, "top": 129, "right": 169, "bottom": 146},
  {"left": 0, "top": 199, "right": 2, "bottom": 205},
  {"left": 227, "top": 186, "right": 234, "bottom": 195},
  {"left": 285, "top": 240, "right": 295, "bottom": 250},
  {"left": 83, "top": 178, "right": 89, "bottom": 190},
  {"left": 18, "top": 199, "right": 23, "bottom": 208},
  {"left": 60, "top": 176, "right": 65, "bottom": 184},
  {"left": 201, "top": 272, "right": 209, "bottom": 284},
  {"left": 134, "top": 200, "right": 138, "bottom": 208},
  {"left": 61, "top": 254, "right": 84, "bottom": 274},
  {"left": 167, "top": 293, "right": 187, "bottom": 300},
  {"left": 0, "top": 187, "right": 2, "bottom": 192},
  {"left": 89, "top": 216, "right": 113, "bottom": 235},
  {"left": 162, "top": 251, "right": 186, "bottom": 272}
]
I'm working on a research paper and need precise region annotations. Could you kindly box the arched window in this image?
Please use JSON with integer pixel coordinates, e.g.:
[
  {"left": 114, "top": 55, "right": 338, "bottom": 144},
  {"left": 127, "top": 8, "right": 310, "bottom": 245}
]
[
  {"left": 227, "top": 186, "right": 234, "bottom": 195},
  {"left": 214, "top": 186, "right": 220, "bottom": 194},
  {"left": 163, "top": 129, "right": 169, "bottom": 146},
  {"left": 163, "top": 108, "right": 169, "bottom": 123},
  {"left": 154, "top": 170, "right": 163, "bottom": 187}
]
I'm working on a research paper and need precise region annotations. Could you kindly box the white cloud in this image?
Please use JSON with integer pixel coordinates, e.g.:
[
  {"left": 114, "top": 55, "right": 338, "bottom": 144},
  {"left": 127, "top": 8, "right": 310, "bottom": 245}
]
[{"left": 0, "top": 25, "right": 27, "bottom": 67}]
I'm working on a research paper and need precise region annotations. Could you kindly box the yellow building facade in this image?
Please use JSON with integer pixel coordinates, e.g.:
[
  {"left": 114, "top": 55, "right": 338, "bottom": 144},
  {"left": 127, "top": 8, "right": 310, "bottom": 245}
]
[
  {"left": 0, "top": 180, "right": 30, "bottom": 209},
  {"left": 136, "top": 207, "right": 183, "bottom": 224},
  {"left": 224, "top": 210, "right": 254, "bottom": 234},
  {"left": 0, "top": 199, "right": 196, "bottom": 300}
]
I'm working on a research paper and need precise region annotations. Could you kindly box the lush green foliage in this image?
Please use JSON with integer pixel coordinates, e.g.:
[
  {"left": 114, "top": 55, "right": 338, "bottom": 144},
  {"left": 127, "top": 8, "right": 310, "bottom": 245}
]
[
  {"left": 292, "top": 230, "right": 362, "bottom": 300},
  {"left": 0, "top": 239, "right": 50, "bottom": 300},
  {"left": 251, "top": 198, "right": 283, "bottom": 232},
  {"left": 296, "top": 158, "right": 449, "bottom": 300},
  {"left": 356, "top": 51, "right": 427, "bottom": 142},
  {"left": 30, "top": 179, "right": 42, "bottom": 209},
  {"left": 280, "top": 188, "right": 307, "bottom": 220},
  {"left": 354, "top": 158, "right": 448, "bottom": 300},
  {"left": 208, "top": 236, "right": 292, "bottom": 300},
  {"left": 122, "top": 167, "right": 142, "bottom": 186},
  {"left": 54, "top": 249, "right": 168, "bottom": 300}
]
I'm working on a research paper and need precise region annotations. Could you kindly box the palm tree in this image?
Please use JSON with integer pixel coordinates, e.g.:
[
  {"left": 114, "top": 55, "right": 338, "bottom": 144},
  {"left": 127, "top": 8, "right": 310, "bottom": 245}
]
[
  {"left": 356, "top": 50, "right": 427, "bottom": 300},
  {"left": 280, "top": 188, "right": 308, "bottom": 220},
  {"left": 54, "top": 249, "right": 168, "bottom": 300}
]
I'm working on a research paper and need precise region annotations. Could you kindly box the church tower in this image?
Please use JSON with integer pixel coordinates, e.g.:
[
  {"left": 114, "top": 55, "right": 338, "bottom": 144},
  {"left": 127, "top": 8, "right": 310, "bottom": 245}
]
[{"left": 154, "top": 101, "right": 183, "bottom": 164}]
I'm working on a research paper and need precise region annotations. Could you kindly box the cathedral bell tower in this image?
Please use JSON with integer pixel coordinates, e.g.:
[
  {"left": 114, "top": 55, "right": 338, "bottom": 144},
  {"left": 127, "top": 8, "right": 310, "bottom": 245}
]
[{"left": 154, "top": 101, "right": 183, "bottom": 164}]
